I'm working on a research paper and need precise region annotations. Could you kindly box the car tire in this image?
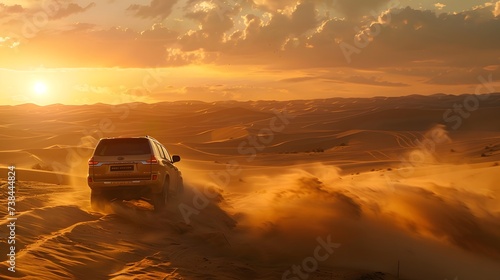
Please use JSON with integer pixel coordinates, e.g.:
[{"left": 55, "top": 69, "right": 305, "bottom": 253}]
[
  {"left": 177, "top": 177, "right": 184, "bottom": 195},
  {"left": 90, "top": 190, "right": 106, "bottom": 211},
  {"left": 153, "top": 177, "right": 169, "bottom": 212}
]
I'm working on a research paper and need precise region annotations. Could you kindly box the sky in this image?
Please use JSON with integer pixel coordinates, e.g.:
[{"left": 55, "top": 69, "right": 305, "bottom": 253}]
[{"left": 0, "top": 0, "right": 499, "bottom": 105}]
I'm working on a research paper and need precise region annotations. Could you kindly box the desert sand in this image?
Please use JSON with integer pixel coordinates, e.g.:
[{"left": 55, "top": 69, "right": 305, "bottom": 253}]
[{"left": 1, "top": 94, "right": 500, "bottom": 280}]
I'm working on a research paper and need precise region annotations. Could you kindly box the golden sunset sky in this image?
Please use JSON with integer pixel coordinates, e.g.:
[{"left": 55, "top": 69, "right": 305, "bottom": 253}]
[{"left": 0, "top": 0, "right": 499, "bottom": 104}]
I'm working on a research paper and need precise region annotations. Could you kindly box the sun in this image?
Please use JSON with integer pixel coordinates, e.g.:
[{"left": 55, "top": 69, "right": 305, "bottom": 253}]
[{"left": 33, "top": 81, "right": 48, "bottom": 95}]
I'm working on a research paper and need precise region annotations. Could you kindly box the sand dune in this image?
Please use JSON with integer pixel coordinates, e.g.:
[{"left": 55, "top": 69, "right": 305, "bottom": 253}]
[{"left": 1, "top": 94, "right": 500, "bottom": 279}]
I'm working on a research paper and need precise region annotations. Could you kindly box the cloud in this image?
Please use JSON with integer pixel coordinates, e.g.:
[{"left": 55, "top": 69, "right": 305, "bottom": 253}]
[
  {"left": 280, "top": 76, "right": 319, "bottom": 83},
  {"left": 51, "top": 3, "right": 96, "bottom": 19},
  {"left": 140, "top": 23, "right": 179, "bottom": 43},
  {"left": 425, "top": 67, "right": 500, "bottom": 85},
  {"left": 65, "top": 22, "right": 97, "bottom": 32},
  {"left": 165, "top": 48, "right": 212, "bottom": 66},
  {"left": 251, "top": 0, "right": 301, "bottom": 11},
  {"left": 280, "top": 73, "right": 408, "bottom": 87},
  {"left": 168, "top": 84, "right": 244, "bottom": 100},
  {"left": 289, "top": 1, "right": 319, "bottom": 34},
  {"left": 333, "top": 0, "right": 392, "bottom": 19},
  {"left": 0, "top": 3, "right": 24, "bottom": 14},
  {"left": 434, "top": 3, "right": 446, "bottom": 10},
  {"left": 344, "top": 75, "right": 408, "bottom": 87},
  {"left": 0, "top": 3, "right": 499, "bottom": 73},
  {"left": 127, "top": 0, "right": 179, "bottom": 19},
  {"left": 178, "top": 0, "right": 243, "bottom": 52},
  {"left": 224, "top": 1, "right": 319, "bottom": 57},
  {"left": 156, "top": 84, "right": 292, "bottom": 101},
  {"left": 301, "top": 6, "right": 499, "bottom": 69},
  {"left": 1, "top": 25, "right": 181, "bottom": 68},
  {"left": 74, "top": 84, "right": 112, "bottom": 94},
  {"left": 0, "top": 3, "right": 25, "bottom": 23},
  {"left": 495, "top": 1, "right": 500, "bottom": 17},
  {"left": 182, "top": 8, "right": 235, "bottom": 48}
]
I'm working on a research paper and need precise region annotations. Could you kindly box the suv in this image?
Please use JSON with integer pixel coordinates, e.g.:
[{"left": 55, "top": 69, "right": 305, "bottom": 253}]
[{"left": 87, "top": 136, "right": 183, "bottom": 211}]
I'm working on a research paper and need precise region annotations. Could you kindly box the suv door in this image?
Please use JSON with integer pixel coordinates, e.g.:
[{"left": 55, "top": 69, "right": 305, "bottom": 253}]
[
  {"left": 155, "top": 142, "right": 180, "bottom": 191},
  {"left": 161, "top": 144, "right": 182, "bottom": 192}
]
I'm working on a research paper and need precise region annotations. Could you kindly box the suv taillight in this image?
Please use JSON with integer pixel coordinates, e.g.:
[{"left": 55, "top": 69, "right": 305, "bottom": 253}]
[
  {"left": 147, "top": 155, "right": 158, "bottom": 164},
  {"left": 88, "top": 157, "right": 99, "bottom": 166}
]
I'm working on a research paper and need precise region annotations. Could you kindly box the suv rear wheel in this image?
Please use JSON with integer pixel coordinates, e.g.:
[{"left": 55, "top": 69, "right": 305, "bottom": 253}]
[
  {"left": 91, "top": 190, "right": 107, "bottom": 211},
  {"left": 152, "top": 177, "right": 169, "bottom": 212}
]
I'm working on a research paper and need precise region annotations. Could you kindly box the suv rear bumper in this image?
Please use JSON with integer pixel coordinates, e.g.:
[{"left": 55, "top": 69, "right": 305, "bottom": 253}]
[{"left": 88, "top": 178, "right": 163, "bottom": 193}]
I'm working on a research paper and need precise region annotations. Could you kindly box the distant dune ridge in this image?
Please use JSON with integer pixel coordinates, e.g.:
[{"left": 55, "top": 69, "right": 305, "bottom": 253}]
[{"left": 1, "top": 94, "right": 500, "bottom": 279}]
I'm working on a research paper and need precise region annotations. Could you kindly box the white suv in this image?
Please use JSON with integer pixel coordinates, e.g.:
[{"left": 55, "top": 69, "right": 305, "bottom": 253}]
[{"left": 87, "top": 136, "right": 183, "bottom": 211}]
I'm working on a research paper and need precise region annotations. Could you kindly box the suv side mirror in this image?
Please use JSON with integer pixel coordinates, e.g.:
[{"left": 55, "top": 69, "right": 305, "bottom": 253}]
[{"left": 172, "top": 155, "right": 181, "bottom": 163}]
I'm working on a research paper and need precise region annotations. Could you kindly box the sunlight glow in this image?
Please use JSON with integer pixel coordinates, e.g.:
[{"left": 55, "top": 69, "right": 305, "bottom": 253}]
[{"left": 33, "top": 81, "right": 48, "bottom": 96}]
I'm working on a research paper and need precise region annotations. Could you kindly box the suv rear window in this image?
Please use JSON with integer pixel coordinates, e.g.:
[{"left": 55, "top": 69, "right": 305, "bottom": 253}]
[{"left": 95, "top": 138, "right": 152, "bottom": 156}]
